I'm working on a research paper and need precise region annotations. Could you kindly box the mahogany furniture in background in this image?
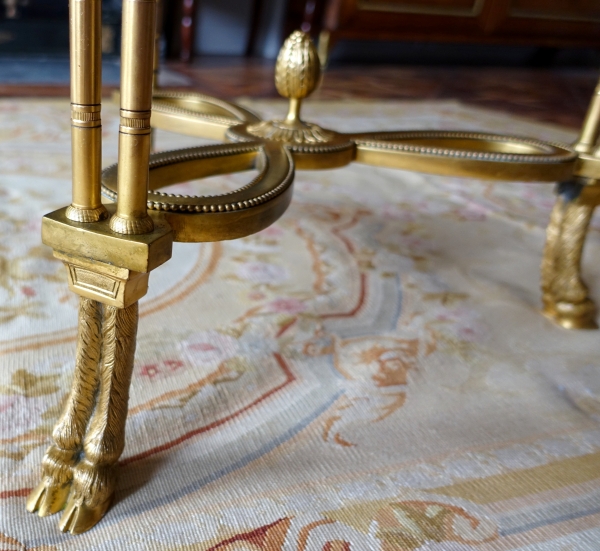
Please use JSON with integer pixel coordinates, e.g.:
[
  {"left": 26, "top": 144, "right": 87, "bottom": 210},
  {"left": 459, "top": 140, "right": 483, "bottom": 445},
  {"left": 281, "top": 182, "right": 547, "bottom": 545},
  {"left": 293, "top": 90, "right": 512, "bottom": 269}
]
[
  {"left": 168, "top": 0, "right": 600, "bottom": 63},
  {"left": 317, "top": 0, "right": 600, "bottom": 58}
]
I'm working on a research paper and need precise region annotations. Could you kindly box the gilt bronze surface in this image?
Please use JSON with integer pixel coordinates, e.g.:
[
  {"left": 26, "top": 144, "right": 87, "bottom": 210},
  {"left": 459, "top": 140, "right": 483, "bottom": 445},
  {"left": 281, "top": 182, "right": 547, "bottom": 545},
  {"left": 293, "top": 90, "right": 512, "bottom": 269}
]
[{"left": 26, "top": 5, "right": 599, "bottom": 535}]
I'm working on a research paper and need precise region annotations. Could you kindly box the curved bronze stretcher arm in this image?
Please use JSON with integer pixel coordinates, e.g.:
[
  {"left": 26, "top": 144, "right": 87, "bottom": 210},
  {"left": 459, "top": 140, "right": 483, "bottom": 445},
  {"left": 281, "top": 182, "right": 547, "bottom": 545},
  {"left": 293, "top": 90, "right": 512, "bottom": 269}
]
[
  {"left": 101, "top": 141, "right": 294, "bottom": 243},
  {"left": 151, "top": 90, "right": 261, "bottom": 140},
  {"left": 147, "top": 31, "right": 598, "bottom": 331},
  {"left": 151, "top": 89, "right": 598, "bottom": 329},
  {"left": 349, "top": 131, "right": 577, "bottom": 182}
]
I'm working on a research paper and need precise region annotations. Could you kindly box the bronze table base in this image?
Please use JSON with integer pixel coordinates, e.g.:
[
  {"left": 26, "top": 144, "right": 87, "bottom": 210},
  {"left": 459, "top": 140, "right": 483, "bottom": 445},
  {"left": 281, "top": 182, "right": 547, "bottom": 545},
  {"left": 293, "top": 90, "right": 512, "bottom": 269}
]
[{"left": 25, "top": 1, "right": 599, "bottom": 534}]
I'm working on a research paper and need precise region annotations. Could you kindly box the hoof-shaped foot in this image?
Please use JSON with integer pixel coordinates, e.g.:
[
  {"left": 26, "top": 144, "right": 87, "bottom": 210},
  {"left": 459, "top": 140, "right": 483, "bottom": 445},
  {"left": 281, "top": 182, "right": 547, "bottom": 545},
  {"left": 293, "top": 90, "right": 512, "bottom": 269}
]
[
  {"left": 543, "top": 298, "right": 598, "bottom": 330},
  {"left": 59, "top": 493, "right": 113, "bottom": 534},
  {"left": 26, "top": 478, "right": 72, "bottom": 517},
  {"left": 58, "top": 460, "right": 117, "bottom": 533},
  {"left": 27, "top": 445, "right": 77, "bottom": 516}
]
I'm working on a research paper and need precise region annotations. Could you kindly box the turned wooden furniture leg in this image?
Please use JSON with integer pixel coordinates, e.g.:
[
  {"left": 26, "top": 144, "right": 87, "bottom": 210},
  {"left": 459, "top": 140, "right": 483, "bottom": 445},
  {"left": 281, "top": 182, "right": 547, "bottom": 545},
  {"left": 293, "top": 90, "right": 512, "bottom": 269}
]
[
  {"left": 27, "top": 298, "right": 103, "bottom": 517},
  {"left": 180, "top": 0, "right": 199, "bottom": 62},
  {"left": 542, "top": 184, "right": 598, "bottom": 329},
  {"left": 59, "top": 302, "right": 139, "bottom": 534}
]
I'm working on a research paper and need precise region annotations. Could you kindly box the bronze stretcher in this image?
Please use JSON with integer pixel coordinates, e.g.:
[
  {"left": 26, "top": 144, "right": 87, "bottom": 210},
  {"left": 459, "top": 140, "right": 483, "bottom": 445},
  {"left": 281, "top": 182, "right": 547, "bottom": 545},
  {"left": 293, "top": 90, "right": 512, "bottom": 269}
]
[{"left": 26, "top": 0, "right": 599, "bottom": 535}]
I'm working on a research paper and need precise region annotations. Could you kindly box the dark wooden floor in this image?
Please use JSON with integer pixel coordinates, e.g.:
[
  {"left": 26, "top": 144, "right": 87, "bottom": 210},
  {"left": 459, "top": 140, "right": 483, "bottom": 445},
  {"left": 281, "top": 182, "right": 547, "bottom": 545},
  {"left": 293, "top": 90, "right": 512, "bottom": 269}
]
[
  {"left": 1, "top": 57, "right": 597, "bottom": 129},
  {"left": 168, "top": 59, "right": 598, "bottom": 129}
]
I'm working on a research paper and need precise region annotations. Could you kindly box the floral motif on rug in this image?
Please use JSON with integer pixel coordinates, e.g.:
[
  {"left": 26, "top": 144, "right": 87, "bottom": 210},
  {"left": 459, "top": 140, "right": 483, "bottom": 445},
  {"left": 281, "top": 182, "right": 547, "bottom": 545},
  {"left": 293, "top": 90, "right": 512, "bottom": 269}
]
[{"left": 1, "top": 99, "right": 599, "bottom": 550}]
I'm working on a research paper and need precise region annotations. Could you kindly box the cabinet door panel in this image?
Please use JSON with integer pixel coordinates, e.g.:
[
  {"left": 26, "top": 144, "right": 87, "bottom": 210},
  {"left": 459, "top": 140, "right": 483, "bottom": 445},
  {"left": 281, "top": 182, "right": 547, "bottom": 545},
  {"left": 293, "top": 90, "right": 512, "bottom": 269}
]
[
  {"left": 358, "top": 0, "right": 481, "bottom": 16},
  {"left": 511, "top": 0, "right": 600, "bottom": 22},
  {"left": 324, "top": 0, "right": 600, "bottom": 48}
]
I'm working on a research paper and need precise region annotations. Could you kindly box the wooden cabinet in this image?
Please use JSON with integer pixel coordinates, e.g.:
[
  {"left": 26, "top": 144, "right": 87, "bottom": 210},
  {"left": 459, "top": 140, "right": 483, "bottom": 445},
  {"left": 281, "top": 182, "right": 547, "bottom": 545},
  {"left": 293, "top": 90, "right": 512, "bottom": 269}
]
[
  {"left": 321, "top": 0, "right": 600, "bottom": 49},
  {"left": 510, "top": 0, "right": 600, "bottom": 22}
]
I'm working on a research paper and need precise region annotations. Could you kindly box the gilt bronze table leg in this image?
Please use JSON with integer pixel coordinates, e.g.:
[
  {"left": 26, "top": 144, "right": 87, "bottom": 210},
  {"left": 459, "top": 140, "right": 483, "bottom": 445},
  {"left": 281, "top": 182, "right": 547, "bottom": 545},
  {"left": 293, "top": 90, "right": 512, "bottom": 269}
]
[
  {"left": 26, "top": 297, "right": 103, "bottom": 517},
  {"left": 541, "top": 77, "right": 600, "bottom": 329},
  {"left": 542, "top": 182, "right": 598, "bottom": 329},
  {"left": 27, "top": 299, "right": 140, "bottom": 534},
  {"left": 27, "top": 0, "right": 169, "bottom": 534},
  {"left": 60, "top": 302, "right": 139, "bottom": 534}
]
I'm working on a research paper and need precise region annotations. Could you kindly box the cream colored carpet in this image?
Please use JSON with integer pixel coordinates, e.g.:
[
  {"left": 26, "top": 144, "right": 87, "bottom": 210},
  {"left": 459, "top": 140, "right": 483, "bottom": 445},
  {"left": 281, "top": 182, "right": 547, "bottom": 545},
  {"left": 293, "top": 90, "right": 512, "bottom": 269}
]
[{"left": 1, "top": 98, "right": 599, "bottom": 550}]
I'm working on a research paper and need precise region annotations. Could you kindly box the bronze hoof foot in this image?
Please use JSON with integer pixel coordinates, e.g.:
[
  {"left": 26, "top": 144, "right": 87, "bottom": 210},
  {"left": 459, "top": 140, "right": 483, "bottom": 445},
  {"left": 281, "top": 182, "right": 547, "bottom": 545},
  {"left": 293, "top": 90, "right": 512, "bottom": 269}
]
[
  {"left": 543, "top": 297, "right": 598, "bottom": 330},
  {"left": 58, "top": 460, "right": 116, "bottom": 534},
  {"left": 26, "top": 445, "right": 77, "bottom": 516},
  {"left": 26, "top": 478, "right": 72, "bottom": 517},
  {"left": 59, "top": 493, "right": 113, "bottom": 534}
]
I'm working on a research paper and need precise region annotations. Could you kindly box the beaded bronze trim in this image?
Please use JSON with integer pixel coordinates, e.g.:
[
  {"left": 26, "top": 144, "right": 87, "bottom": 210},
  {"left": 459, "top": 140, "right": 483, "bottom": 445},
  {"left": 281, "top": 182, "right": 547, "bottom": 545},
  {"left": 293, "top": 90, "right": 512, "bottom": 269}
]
[
  {"left": 152, "top": 91, "right": 261, "bottom": 126},
  {"left": 351, "top": 131, "right": 576, "bottom": 164},
  {"left": 101, "top": 144, "right": 294, "bottom": 214}
]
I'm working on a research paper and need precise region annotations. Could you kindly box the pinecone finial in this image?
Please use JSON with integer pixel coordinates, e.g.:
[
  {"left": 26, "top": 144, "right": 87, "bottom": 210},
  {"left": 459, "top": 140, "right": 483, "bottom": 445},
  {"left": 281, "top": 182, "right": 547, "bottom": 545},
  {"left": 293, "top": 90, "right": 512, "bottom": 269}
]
[{"left": 275, "top": 30, "right": 320, "bottom": 101}]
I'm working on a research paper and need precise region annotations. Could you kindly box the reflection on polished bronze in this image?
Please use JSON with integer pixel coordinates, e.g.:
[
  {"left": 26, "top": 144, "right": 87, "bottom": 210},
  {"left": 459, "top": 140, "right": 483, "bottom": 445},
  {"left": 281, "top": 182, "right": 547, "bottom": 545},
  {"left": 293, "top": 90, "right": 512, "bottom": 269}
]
[{"left": 27, "top": 14, "right": 599, "bottom": 534}]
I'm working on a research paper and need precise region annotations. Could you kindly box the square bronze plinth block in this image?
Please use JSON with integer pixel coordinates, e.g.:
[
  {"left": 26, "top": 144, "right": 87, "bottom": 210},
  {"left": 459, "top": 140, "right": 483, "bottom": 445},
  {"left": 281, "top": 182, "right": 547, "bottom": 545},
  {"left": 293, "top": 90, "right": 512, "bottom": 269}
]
[{"left": 42, "top": 203, "right": 173, "bottom": 274}]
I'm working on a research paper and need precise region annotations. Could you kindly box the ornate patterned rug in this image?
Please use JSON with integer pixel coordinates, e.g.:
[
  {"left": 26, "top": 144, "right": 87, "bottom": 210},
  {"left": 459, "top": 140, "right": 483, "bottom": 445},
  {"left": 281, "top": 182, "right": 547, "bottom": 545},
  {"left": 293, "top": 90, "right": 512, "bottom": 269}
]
[{"left": 1, "top": 98, "right": 599, "bottom": 550}]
